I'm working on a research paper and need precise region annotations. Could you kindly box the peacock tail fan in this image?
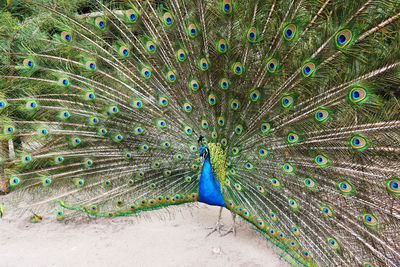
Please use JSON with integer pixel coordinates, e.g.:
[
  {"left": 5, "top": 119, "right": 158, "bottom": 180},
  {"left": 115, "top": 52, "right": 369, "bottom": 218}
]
[{"left": 1, "top": 0, "right": 400, "bottom": 266}]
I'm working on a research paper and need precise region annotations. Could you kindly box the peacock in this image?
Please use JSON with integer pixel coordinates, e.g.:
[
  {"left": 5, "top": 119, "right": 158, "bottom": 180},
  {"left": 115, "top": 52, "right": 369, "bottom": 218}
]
[{"left": 1, "top": 0, "right": 400, "bottom": 266}]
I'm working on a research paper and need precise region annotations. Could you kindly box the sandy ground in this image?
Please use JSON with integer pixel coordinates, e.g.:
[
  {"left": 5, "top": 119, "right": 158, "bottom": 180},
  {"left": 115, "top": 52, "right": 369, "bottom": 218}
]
[{"left": 0, "top": 203, "right": 291, "bottom": 267}]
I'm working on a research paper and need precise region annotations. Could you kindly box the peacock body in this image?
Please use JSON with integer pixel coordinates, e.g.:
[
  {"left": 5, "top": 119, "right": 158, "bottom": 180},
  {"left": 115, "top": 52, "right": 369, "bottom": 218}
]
[
  {"left": 198, "top": 141, "right": 226, "bottom": 207},
  {"left": 1, "top": 0, "right": 400, "bottom": 266}
]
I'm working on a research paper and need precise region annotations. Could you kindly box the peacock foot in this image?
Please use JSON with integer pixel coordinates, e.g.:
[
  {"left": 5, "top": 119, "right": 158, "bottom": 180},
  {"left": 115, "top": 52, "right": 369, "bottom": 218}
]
[
  {"left": 221, "top": 213, "right": 237, "bottom": 237},
  {"left": 221, "top": 224, "right": 236, "bottom": 236},
  {"left": 206, "top": 221, "right": 224, "bottom": 237}
]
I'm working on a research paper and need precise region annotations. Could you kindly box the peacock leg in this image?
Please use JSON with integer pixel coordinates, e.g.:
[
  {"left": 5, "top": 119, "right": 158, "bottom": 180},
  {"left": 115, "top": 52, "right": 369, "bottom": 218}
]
[
  {"left": 206, "top": 206, "right": 224, "bottom": 237},
  {"left": 222, "top": 212, "right": 236, "bottom": 236}
]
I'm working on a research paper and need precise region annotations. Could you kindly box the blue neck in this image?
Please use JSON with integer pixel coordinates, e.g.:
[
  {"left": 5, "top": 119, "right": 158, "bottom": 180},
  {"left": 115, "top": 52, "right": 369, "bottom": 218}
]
[{"left": 198, "top": 154, "right": 225, "bottom": 207}]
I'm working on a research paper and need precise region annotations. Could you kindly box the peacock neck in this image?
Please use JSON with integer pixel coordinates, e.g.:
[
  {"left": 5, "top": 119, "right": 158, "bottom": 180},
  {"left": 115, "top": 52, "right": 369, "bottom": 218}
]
[
  {"left": 198, "top": 144, "right": 225, "bottom": 207},
  {"left": 199, "top": 145, "right": 210, "bottom": 160}
]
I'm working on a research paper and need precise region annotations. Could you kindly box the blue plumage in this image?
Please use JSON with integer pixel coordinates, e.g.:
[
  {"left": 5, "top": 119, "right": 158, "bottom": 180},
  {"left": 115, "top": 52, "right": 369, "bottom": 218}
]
[{"left": 198, "top": 146, "right": 225, "bottom": 207}]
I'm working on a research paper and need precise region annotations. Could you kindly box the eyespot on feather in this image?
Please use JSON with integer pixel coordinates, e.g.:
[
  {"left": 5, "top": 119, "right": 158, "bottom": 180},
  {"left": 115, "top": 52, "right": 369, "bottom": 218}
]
[
  {"left": 302, "top": 62, "right": 315, "bottom": 77},
  {"left": 119, "top": 46, "right": 130, "bottom": 57},
  {"left": 95, "top": 17, "right": 106, "bottom": 30},
  {"left": 350, "top": 135, "right": 368, "bottom": 150},
  {"left": 283, "top": 24, "right": 296, "bottom": 40},
  {"left": 315, "top": 154, "right": 328, "bottom": 166},
  {"left": 166, "top": 70, "right": 177, "bottom": 83},
  {"left": 141, "top": 67, "right": 151, "bottom": 80},
  {"left": 266, "top": 58, "right": 278, "bottom": 73},
  {"left": 321, "top": 206, "right": 334, "bottom": 218},
  {"left": 282, "top": 162, "right": 294, "bottom": 173},
  {"left": 176, "top": 48, "right": 186, "bottom": 62},
  {"left": 337, "top": 180, "right": 354, "bottom": 194},
  {"left": 188, "top": 24, "right": 198, "bottom": 38},
  {"left": 163, "top": 12, "right": 174, "bottom": 26},
  {"left": 335, "top": 29, "right": 352, "bottom": 48},
  {"left": 362, "top": 213, "right": 378, "bottom": 228},
  {"left": 85, "top": 60, "right": 96, "bottom": 71},
  {"left": 230, "top": 98, "right": 240, "bottom": 111},
  {"left": 23, "top": 58, "right": 35, "bottom": 69},
  {"left": 327, "top": 237, "right": 339, "bottom": 250},
  {"left": 217, "top": 39, "right": 228, "bottom": 53},
  {"left": 281, "top": 95, "right": 294, "bottom": 108},
  {"left": 349, "top": 87, "right": 368, "bottom": 103},
  {"left": 222, "top": 0, "right": 232, "bottom": 14},
  {"left": 146, "top": 40, "right": 157, "bottom": 54},
  {"left": 199, "top": 58, "right": 209, "bottom": 71},
  {"left": 386, "top": 178, "right": 400, "bottom": 195},
  {"left": 304, "top": 177, "right": 316, "bottom": 189},
  {"left": 208, "top": 94, "right": 217, "bottom": 106},
  {"left": 287, "top": 132, "right": 299, "bottom": 144},
  {"left": 315, "top": 108, "right": 330, "bottom": 122},
  {"left": 232, "top": 62, "right": 244, "bottom": 75},
  {"left": 247, "top": 27, "right": 257, "bottom": 42},
  {"left": 126, "top": 9, "right": 139, "bottom": 23},
  {"left": 61, "top": 31, "right": 72, "bottom": 43}
]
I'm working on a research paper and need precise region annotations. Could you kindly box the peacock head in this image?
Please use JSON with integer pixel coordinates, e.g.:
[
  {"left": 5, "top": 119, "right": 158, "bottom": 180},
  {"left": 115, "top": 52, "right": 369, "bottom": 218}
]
[{"left": 198, "top": 135, "right": 206, "bottom": 147}]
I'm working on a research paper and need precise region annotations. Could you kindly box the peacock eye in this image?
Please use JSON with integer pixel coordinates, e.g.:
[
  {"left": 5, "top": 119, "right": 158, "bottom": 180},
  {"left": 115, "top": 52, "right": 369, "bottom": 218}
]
[
  {"left": 269, "top": 62, "right": 274, "bottom": 69},
  {"left": 24, "top": 58, "right": 35, "bottom": 69},
  {"left": 327, "top": 237, "right": 339, "bottom": 249},
  {"left": 233, "top": 62, "right": 244, "bottom": 75},
  {"left": 335, "top": 29, "right": 352, "bottom": 48},
  {"left": 188, "top": 24, "right": 197, "bottom": 38},
  {"left": 287, "top": 132, "right": 299, "bottom": 144},
  {"left": 281, "top": 95, "right": 293, "bottom": 108},
  {"left": 315, "top": 154, "right": 328, "bottom": 166},
  {"left": 283, "top": 24, "right": 296, "bottom": 40},
  {"left": 159, "top": 97, "right": 168, "bottom": 107},
  {"left": 302, "top": 62, "right": 315, "bottom": 77},
  {"left": 224, "top": 4, "right": 230, "bottom": 11},
  {"left": 247, "top": 27, "right": 257, "bottom": 42},
  {"left": 184, "top": 125, "right": 192, "bottom": 135},
  {"left": 337, "top": 180, "right": 354, "bottom": 194},
  {"left": 163, "top": 12, "right": 174, "bottom": 26},
  {"left": 283, "top": 162, "right": 294, "bottom": 173},
  {"left": 61, "top": 31, "right": 72, "bottom": 43},
  {"left": 176, "top": 49, "right": 186, "bottom": 62},
  {"left": 127, "top": 9, "right": 139, "bottom": 23},
  {"left": 217, "top": 39, "right": 228, "bottom": 53},
  {"left": 166, "top": 71, "right": 176, "bottom": 82},
  {"left": 349, "top": 87, "right": 367, "bottom": 103},
  {"left": 58, "top": 77, "right": 70, "bottom": 87},
  {"left": 222, "top": 0, "right": 232, "bottom": 14},
  {"left": 250, "top": 89, "right": 260, "bottom": 102},
  {"left": 266, "top": 58, "right": 278, "bottom": 73},
  {"left": 95, "top": 17, "right": 106, "bottom": 29},
  {"left": 199, "top": 58, "right": 209, "bottom": 71},
  {"left": 183, "top": 103, "right": 192, "bottom": 113},
  {"left": 119, "top": 46, "right": 129, "bottom": 57},
  {"left": 146, "top": 41, "right": 157, "bottom": 54}
]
